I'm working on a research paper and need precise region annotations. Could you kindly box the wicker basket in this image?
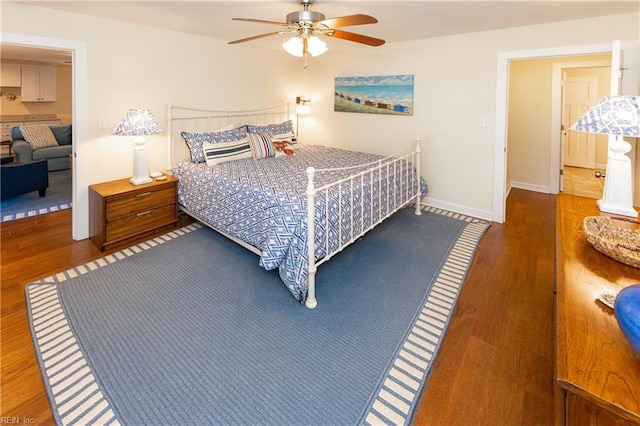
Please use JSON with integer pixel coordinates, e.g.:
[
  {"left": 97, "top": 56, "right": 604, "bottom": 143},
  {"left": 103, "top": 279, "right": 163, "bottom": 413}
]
[{"left": 583, "top": 216, "right": 640, "bottom": 269}]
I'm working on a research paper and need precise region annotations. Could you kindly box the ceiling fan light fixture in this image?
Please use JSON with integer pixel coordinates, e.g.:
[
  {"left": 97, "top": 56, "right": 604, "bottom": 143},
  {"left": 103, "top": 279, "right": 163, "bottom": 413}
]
[
  {"left": 282, "top": 36, "right": 304, "bottom": 57},
  {"left": 283, "top": 34, "right": 327, "bottom": 57},
  {"left": 307, "top": 35, "right": 327, "bottom": 56}
]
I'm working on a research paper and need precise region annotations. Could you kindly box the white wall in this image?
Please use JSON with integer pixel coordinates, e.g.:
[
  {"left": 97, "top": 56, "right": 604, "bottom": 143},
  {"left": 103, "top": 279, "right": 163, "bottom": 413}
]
[
  {"left": 300, "top": 13, "right": 639, "bottom": 219},
  {"left": 2, "top": 2, "right": 639, "bottom": 232},
  {"left": 1, "top": 2, "right": 307, "bottom": 238}
]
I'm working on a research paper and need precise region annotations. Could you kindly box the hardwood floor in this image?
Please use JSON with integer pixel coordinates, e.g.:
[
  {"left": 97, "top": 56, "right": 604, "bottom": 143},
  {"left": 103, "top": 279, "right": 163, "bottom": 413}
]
[
  {"left": 414, "top": 188, "right": 556, "bottom": 425},
  {"left": 1, "top": 189, "right": 556, "bottom": 425}
]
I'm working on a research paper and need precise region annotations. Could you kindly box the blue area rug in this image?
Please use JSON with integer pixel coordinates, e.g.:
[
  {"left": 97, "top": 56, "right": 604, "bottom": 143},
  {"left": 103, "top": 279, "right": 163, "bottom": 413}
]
[
  {"left": 26, "top": 206, "right": 489, "bottom": 425},
  {"left": 1, "top": 169, "right": 71, "bottom": 222}
]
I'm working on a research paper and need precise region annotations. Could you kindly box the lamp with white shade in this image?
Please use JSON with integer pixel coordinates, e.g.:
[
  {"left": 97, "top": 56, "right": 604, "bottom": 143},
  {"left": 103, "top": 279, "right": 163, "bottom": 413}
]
[
  {"left": 571, "top": 95, "right": 640, "bottom": 218},
  {"left": 113, "top": 108, "right": 163, "bottom": 185}
]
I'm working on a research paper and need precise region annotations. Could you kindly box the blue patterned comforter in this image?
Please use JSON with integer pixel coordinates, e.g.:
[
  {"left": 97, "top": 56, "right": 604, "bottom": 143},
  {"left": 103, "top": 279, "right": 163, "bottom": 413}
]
[{"left": 172, "top": 145, "right": 427, "bottom": 302}]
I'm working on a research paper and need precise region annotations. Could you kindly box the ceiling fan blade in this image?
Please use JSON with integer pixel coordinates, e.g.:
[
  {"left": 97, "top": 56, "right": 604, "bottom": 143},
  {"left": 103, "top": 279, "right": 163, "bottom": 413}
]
[
  {"left": 232, "top": 18, "right": 289, "bottom": 26},
  {"left": 318, "top": 14, "right": 378, "bottom": 28},
  {"left": 326, "top": 29, "right": 385, "bottom": 47},
  {"left": 228, "top": 32, "right": 283, "bottom": 45}
]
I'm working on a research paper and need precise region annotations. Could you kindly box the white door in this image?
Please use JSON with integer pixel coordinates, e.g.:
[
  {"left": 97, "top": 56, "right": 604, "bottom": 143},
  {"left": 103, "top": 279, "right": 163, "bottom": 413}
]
[{"left": 562, "top": 76, "right": 598, "bottom": 169}]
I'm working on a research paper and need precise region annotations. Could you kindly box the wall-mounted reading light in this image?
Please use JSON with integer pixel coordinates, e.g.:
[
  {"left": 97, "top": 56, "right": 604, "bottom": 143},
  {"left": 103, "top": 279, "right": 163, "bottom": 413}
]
[
  {"left": 295, "top": 96, "right": 311, "bottom": 137},
  {"left": 296, "top": 96, "right": 311, "bottom": 115}
]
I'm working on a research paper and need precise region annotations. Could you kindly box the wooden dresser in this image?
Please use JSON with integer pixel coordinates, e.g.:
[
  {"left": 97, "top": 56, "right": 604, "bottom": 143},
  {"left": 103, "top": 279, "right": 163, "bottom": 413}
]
[
  {"left": 556, "top": 194, "right": 640, "bottom": 425},
  {"left": 89, "top": 176, "right": 178, "bottom": 251}
]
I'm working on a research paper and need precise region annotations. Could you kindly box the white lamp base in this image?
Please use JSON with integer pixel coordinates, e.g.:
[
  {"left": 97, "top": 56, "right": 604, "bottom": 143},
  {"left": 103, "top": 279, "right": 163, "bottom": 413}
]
[
  {"left": 130, "top": 175, "right": 153, "bottom": 185},
  {"left": 130, "top": 136, "right": 152, "bottom": 185},
  {"left": 597, "top": 198, "right": 638, "bottom": 217},
  {"left": 598, "top": 135, "right": 638, "bottom": 218}
]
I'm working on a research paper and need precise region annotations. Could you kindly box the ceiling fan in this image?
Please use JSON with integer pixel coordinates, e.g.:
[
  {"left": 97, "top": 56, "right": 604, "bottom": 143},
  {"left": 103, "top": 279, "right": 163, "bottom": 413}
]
[{"left": 228, "top": 0, "right": 385, "bottom": 58}]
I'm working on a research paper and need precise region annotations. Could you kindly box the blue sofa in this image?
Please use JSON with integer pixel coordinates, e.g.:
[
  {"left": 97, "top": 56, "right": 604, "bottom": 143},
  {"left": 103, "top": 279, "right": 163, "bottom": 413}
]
[
  {"left": 0, "top": 160, "right": 49, "bottom": 200},
  {"left": 11, "top": 124, "right": 72, "bottom": 171}
]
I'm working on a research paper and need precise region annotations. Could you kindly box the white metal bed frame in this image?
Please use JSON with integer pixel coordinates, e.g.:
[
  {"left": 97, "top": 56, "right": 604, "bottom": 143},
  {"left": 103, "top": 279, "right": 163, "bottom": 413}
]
[{"left": 166, "top": 103, "right": 422, "bottom": 309}]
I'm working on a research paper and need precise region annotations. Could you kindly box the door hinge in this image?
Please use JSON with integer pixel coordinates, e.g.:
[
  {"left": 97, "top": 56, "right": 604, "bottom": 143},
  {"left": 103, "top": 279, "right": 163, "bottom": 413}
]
[
  {"left": 619, "top": 67, "right": 628, "bottom": 80},
  {"left": 560, "top": 169, "right": 564, "bottom": 176}
]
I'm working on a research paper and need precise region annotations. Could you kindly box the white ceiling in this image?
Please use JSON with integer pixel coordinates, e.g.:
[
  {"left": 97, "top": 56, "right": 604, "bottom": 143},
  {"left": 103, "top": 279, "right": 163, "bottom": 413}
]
[{"left": 3, "top": 0, "right": 639, "bottom": 62}]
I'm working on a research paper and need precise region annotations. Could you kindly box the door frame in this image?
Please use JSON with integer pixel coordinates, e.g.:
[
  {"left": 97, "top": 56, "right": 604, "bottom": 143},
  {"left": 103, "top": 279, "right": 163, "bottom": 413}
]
[
  {"left": 553, "top": 60, "right": 611, "bottom": 191},
  {"left": 1, "top": 32, "right": 88, "bottom": 240},
  {"left": 494, "top": 42, "right": 613, "bottom": 223}
]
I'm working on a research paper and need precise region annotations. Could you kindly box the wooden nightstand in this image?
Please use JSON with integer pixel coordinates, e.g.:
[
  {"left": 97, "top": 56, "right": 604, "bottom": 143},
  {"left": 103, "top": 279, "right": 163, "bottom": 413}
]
[{"left": 89, "top": 175, "right": 179, "bottom": 251}]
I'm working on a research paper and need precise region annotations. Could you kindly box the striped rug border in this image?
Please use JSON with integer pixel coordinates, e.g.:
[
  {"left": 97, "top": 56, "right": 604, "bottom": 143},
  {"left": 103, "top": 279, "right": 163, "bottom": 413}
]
[
  {"left": 1, "top": 202, "right": 72, "bottom": 223},
  {"left": 25, "top": 223, "right": 202, "bottom": 426},
  {"left": 362, "top": 206, "right": 490, "bottom": 425}
]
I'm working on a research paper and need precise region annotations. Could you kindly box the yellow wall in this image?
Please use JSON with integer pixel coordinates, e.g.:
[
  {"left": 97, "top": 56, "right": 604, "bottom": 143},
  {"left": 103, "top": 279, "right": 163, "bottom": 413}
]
[
  {"left": 0, "top": 62, "right": 73, "bottom": 124},
  {"left": 507, "top": 55, "right": 611, "bottom": 191}
]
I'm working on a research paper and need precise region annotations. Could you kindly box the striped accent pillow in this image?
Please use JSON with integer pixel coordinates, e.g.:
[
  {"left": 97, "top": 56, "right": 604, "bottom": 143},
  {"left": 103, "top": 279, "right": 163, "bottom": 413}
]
[
  {"left": 247, "top": 132, "right": 275, "bottom": 159},
  {"left": 203, "top": 138, "right": 252, "bottom": 166},
  {"left": 20, "top": 125, "right": 58, "bottom": 149}
]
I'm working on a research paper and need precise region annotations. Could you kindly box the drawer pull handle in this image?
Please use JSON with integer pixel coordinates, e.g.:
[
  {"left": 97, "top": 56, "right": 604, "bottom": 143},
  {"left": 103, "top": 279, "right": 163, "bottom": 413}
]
[
  {"left": 137, "top": 210, "right": 152, "bottom": 217},
  {"left": 136, "top": 192, "right": 152, "bottom": 198}
]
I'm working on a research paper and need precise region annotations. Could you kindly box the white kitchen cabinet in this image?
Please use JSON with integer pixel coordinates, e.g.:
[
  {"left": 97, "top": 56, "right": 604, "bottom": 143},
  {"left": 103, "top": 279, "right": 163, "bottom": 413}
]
[
  {"left": 0, "top": 64, "right": 22, "bottom": 87},
  {"left": 21, "top": 66, "right": 57, "bottom": 102}
]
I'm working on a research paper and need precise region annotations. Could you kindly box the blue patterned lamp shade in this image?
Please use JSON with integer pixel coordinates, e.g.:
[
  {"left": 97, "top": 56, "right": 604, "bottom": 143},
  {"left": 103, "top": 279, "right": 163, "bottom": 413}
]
[
  {"left": 113, "top": 108, "right": 162, "bottom": 136},
  {"left": 571, "top": 96, "right": 640, "bottom": 136}
]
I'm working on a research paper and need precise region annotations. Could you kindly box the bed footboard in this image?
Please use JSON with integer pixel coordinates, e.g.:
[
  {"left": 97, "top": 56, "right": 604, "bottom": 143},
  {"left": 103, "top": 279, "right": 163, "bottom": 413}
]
[{"left": 305, "top": 138, "right": 423, "bottom": 309}]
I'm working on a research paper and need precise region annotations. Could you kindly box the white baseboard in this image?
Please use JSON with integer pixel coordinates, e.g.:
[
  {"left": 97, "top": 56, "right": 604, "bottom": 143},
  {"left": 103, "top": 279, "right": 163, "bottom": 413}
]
[
  {"left": 509, "top": 181, "right": 550, "bottom": 194},
  {"left": 422, "top": 197, "right": 493, "bottom": 222}
]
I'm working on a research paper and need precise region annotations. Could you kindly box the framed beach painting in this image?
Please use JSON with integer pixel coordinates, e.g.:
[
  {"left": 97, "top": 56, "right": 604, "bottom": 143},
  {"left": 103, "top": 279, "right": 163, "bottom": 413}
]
[{"left": 334, "top": 75, "right": 414, "bottom": 116}]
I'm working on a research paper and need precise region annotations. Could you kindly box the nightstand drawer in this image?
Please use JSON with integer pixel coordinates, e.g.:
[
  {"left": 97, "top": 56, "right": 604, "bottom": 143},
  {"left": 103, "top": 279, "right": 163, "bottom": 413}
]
[
  {"left": 106, "top": 204, "right": 177, "bottom": 242},
  {"left": 106, "top": 186, "right": 176, "bottom": 221}
]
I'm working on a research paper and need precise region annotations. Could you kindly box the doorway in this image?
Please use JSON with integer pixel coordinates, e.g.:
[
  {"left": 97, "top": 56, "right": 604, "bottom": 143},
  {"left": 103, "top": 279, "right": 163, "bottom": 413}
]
[
  {"left": 559, "top": 65, "right": 612, "bottom": 199},
  {"left": 1, "top": 45, "right": 74, "bottom": 219},
  {"left": 1, "top": 32, "right": 88, "bottom": 240},
  {"left": 505, "top": 55, "right": 611, "bottom": 200},
  {"left": 494, "top": 42, "right": 617, "bottom": 223}
]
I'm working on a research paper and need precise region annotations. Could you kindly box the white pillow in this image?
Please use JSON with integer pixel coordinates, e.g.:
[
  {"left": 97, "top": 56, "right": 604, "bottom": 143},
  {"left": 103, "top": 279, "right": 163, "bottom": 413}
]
[
  {"left": 20, "top": 125, "right": 58, "bottom": 149},
  {"left": 270, "top": 131, "right": 298, "bottom": 144},
  {"left": 203, "top": 138, "right": 252, "bottom": 166}
]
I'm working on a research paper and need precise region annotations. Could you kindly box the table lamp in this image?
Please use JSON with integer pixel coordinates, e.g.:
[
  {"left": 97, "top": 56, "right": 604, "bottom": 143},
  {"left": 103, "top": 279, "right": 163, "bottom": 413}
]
[
  {"left": 114, "top": 108, "right": 162, "bottom": 185},
  {"left": 571, "top": 96, "right": 640, "bottom": 217}
]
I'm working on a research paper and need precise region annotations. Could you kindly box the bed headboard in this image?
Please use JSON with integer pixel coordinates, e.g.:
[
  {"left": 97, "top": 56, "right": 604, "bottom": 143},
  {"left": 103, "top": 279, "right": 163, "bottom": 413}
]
[{"left": 165, "top": 103, "right": 291, "bottom": 170}]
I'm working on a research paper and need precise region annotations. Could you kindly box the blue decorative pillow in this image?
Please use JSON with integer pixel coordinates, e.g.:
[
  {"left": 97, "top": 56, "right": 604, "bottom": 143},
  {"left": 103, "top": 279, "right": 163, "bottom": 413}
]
[
  {"left": 247, "top": 120, "right": 295, "bottom": 140},
  {"left": 181, "top": 127, "right": 248, "bottom": 163},
  {"left": 51, "top": 125, "right": 72, "bottom": 146}
]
